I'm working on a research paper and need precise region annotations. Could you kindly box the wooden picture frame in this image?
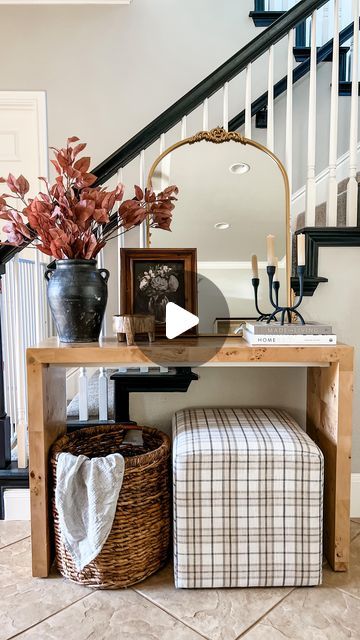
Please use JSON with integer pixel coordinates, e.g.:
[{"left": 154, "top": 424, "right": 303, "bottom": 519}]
[{"left": 120, "top": 248, "right": 198, "bottom": 337}]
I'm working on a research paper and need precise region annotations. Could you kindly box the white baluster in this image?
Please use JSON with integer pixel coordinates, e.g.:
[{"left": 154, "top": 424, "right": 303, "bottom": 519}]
[
  {"left": 305, "top": 11, "right": 317, "bottom": 227},
  {"left": 79, "top": 367, "right": 89, "bottom": 422},
  {"left": 245, "top": 63, "right": 252, "bottom": 139},
  {"left": 202, "top": 98, "right": 209, "bottom": 130},
  {"left": 139, "top": 149, "right": 146, "bottom": 247},
  {"left": 327, "top": 0, "right": 340, "bottom": 226},
  {"left": 181, "top": 116, "right": 187, "bottom": 140},
  {"left": 347, "top": 37, "right": 354, "bottom": 82},
  {"left": 267, "top": 46, "right": 274, "bottom": 152},
  {"left": 43, "top": 262, "right": 54, "bottom": 337},
  {"left": 117, "top": 168, "right": 124, "bottom": 312},
  {"left": 222, "top": 82, "right": 229, "bottom": 131},
  {"left": 33, "top": 248, "right": 42, "bottom": 344},
  {"left": 286, "top": 28, "right": 294, "bottom": 197},
  {"left": 10, "top": 262, "right": 18, "bottom": 431},
  {"left": 1, "top": 275, "right": 12, "bottom": 436},
  {"left": 346, "top": 0, "right": 359, "bottom": 226},
  {"left": 13, "top": 256, "right": 27, "bottom": 468},
  {"left": 98, "top": 367, "right": 108, "bottom": 421},
  {"left": 159, "top": 133, "right": 171, "bottom": 192},
  {"left": 17, "top": 259, "right": 28, "bottom": 462},
  {"left": 4, "top": 264, "right": 16, "bottom": 434}
]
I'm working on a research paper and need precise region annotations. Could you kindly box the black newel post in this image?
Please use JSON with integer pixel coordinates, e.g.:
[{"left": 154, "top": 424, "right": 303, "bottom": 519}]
[{"left": 0, "top": 268, "right": 11, "bottom": 470}]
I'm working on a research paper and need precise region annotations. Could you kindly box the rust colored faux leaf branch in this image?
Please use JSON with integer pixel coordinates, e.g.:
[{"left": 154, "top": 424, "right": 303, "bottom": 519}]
[{"left": 0, "top": 136, "right": 177, "bottom": 260}]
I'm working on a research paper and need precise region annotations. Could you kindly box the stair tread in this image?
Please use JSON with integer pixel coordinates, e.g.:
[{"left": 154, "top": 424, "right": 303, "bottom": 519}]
[{"left": 249, "top": 10, "right": 285, "bottom": 27}]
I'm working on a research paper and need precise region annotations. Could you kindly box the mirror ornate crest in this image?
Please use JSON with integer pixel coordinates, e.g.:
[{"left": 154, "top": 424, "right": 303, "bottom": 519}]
[{"left": 146, "top": 127, "right": 291, "bottom": 335}]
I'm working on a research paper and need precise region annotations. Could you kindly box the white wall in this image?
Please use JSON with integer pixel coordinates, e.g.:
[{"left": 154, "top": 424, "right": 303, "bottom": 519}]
[
  {"left": 130, "top": 366, "right": 306, "bottom": 436},
  {"left": 301, "top": 247, "right": 360, "bottom": 472},
  {"left": 0, "top": 0, "right": 257, "bottom": 166}
]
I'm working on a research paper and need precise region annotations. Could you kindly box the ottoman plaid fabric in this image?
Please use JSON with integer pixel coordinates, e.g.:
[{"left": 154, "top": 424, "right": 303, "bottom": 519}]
[{"left": 173, "top": 408, "right": 323, "bottom": 588}]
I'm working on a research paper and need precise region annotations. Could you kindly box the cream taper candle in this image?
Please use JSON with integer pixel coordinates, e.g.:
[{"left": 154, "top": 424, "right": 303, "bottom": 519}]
[
  {"left": 267, "top": 234, "right": 275, "bottom": 266},
  {"left": 251, "top": 254, "right": 258, "bottom": 278},
  {"left": 297, "top": 233, "right": 306, "bottom": 266},
  {"left": 274, "top": 257, "right": 279, "bottom": 282}
]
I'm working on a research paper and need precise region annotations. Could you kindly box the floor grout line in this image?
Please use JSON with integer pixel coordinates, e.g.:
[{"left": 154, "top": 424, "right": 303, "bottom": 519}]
[
  {"left": 334, "top": 586, "right": 360, "bottom": 602},
  {"left": 351, "top": 529, "right": 360, "bottom": 543},
  {"left": 6, "top": 592, "right": 93, "bottom": 640},
  {"left": 131, "top": 587, "right": 212, "bottom": 640},
  {"left": 234, "top": 587, "right": 296, "bottom": 640},
  {"left": 0, "top": 535, "right": 31, "bottom": 551}
]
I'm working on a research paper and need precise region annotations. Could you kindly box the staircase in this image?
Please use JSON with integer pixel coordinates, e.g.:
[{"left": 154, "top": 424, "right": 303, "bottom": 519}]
[{"left": 0, "top": 0, "right": 359, "bottom": 509}]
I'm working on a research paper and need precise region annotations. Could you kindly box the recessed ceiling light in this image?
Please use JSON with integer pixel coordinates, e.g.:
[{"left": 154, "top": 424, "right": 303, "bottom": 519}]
[
  {"left": 229, "top": 162, "right": 250, "bottom": 174},
  {"left": 214, "top": 222, "right": 231, "bottom": 230}
]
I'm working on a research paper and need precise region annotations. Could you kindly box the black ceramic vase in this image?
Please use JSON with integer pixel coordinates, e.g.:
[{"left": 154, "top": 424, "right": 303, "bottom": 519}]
[{"left": 45, "top": 259, "right": 110, "bottom": 343}]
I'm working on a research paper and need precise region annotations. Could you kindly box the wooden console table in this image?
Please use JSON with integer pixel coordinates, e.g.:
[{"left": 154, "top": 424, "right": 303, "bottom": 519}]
[{"left": 27, "top": 337, "right": 354, "bottom": 577}]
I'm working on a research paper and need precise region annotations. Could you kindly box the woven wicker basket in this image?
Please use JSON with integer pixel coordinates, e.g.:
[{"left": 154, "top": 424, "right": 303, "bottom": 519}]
[{"left": 50, "top": 423, "right": 171, "bottom": 589}]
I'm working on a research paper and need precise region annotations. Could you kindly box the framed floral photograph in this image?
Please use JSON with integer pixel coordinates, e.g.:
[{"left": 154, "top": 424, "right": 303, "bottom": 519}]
[{"left": 120, "top": 248, "right": 198, "bottom": 336}]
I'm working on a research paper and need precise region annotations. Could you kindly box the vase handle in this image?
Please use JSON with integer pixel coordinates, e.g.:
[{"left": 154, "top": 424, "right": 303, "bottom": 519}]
[
  {"left": 99, "top": 268, "right": 110, "bottom": 283},
  {"left": 44, "top": 269, "right": 53, "bottom": 282}
]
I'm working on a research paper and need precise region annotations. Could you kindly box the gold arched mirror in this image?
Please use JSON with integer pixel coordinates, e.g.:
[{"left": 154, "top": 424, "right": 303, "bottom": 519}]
[{"left": 146, "top": 127, "right": 291, "bottom": 334}]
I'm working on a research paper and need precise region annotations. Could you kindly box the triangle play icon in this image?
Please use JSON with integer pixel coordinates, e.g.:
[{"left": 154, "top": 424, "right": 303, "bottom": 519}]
[{"left": 165, "top": 302, "right": 199, "bottom": 339}]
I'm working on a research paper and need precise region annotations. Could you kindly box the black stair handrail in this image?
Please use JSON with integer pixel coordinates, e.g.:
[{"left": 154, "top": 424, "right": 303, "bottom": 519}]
[
  {"left": 91, "top": 0, "right": 328, "bottom": 188},
  {"left": 229, "top": 19, "right": 357, "bottom": 131},
  {"left": 0, "top": 0, "right": 330, "bottom": 265}
]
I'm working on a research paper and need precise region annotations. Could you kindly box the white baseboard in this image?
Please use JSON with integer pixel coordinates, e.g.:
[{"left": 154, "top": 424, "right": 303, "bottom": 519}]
[
  {"left": 351, "top": 474, "right": 360, "bottom": 518},
  {"left": 3, "top": 475, "right": 360, "bottom": 520},
  {"left": 3, "top": 488, "right": 30, "bottom": 520}
]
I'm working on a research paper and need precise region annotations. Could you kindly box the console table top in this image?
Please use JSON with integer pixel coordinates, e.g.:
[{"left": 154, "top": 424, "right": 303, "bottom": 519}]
[{"left": 27, "top": 336, "right": 353, "bottom": 368}]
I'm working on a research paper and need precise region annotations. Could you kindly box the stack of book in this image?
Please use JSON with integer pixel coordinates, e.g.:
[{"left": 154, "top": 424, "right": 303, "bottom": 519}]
[{"left": 243, "top": 321, "right": 336, "bottom": 345}]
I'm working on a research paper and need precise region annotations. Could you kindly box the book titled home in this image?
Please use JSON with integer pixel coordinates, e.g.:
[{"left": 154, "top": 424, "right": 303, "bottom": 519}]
[{"left": 243, "top": 329, "right": 337, "bottom": 346}]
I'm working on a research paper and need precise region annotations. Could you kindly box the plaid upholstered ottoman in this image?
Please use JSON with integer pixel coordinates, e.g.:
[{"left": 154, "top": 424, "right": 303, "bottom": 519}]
[{"left": 173, "top": 408, "right": 323, "bottom": 588}]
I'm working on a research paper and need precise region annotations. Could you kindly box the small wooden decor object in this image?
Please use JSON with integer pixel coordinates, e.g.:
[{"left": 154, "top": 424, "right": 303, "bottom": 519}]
[{"left": 113, "top": 314, "right": 155, "bottom": 346}]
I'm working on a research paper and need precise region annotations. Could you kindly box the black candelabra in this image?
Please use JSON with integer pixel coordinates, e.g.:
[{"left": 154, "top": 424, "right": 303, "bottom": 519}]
[{"left": 252, "top": 265, "right": 306, "bottom": 325}]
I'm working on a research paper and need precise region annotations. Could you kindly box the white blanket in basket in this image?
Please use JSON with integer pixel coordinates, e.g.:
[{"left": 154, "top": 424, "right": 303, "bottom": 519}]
[{"left": 55, "top": 452, "right": 125, "bottom": 571}]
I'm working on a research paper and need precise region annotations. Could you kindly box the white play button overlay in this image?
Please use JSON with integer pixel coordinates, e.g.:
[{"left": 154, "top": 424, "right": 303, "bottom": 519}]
[{"left": 166, "top": 302, "right": 199, "bottom": 339}]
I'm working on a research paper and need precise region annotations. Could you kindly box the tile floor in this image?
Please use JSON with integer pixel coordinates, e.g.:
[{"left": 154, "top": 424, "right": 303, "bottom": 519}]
[{"left": 1, "top": 520, "right": 360, "bottom": 640}]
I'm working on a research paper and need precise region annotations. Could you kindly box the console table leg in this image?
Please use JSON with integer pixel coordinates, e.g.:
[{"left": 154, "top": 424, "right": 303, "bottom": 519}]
[
  {"left": 27, "top": 360, "right": 66, "bottom": 577},
  {"left": 307, "top": 359, "right": 353, "bottom": 572}
]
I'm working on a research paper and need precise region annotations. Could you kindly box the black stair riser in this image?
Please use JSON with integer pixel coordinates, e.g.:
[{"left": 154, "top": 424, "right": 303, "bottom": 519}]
[{"left": 339, "top": 81, "right": 360, "bottom": 96}]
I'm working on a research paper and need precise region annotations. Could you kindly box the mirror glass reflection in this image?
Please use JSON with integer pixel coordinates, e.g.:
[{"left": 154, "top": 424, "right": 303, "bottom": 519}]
[{"left": 149, "top": 138, "right": 288, "bottom": 333}]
